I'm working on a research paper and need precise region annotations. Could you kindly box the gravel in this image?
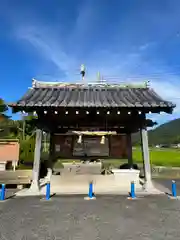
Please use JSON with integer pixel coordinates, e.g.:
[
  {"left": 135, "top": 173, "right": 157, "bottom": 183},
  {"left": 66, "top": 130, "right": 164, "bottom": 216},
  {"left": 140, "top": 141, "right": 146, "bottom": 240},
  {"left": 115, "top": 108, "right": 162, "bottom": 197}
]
[{"left": 0, "top": 193, "right": 180, "bottom": 239}]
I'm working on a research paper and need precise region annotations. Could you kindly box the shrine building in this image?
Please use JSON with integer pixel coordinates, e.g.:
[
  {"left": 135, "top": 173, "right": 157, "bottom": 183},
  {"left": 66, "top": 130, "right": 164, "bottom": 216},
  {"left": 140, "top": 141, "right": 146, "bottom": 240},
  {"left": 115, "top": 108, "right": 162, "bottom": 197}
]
[{"left": 10, "top": 78, "right": 175, "bottom": 193}]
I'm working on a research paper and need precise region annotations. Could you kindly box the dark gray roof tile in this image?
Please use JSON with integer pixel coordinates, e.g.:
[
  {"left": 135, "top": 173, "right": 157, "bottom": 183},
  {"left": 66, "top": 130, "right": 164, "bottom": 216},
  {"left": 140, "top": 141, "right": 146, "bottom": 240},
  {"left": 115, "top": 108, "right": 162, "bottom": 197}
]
[{"left": 13, "top": 86, "right": 175, "bottom": 109}]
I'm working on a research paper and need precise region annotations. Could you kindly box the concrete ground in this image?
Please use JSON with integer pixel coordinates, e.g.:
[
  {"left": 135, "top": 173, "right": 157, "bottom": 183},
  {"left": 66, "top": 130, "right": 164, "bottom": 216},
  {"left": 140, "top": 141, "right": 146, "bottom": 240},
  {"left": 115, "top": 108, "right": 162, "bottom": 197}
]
[
  {"left": 156, "top": 179, "right": 180, "bottom": 195},
  {"left": 1, "top": 189, "right": 18, "bottom": 199},
  {"left": 0, "top": 180, "right": 180, "bottom": 239}
]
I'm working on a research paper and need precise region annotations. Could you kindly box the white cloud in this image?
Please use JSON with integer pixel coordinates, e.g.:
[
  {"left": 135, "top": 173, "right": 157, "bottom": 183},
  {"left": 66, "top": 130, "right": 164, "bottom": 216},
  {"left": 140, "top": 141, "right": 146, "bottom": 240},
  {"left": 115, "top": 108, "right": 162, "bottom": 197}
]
[
  {"left": 3, "top": 0, "right": 180, "bottom": 125},
  {"left": 15, "top": 24, "right": 180, "bottom": 124},
  {"left": 138, "top": 42, "right": 155, "bottom": 51},
  {"left": 15, "top": 25, "right": 77, "bottom": 79}
]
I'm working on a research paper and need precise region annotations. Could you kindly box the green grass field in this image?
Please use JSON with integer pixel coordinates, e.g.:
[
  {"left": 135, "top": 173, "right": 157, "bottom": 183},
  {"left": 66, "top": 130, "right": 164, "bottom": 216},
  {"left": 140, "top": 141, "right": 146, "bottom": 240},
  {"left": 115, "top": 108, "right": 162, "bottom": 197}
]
[
  {"left": 133, "top": 147, "right": 180, "bottom": 167},
  {"left": 54, "top": 148, "right": 180, "bottom": 168}
]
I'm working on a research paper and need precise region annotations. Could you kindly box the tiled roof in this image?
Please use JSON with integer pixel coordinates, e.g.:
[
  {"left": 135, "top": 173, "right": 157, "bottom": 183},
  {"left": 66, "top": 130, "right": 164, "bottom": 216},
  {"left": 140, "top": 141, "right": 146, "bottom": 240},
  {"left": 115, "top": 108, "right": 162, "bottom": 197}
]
[{"left": 12, "top": 81, "right": 175, "bottom": 109}]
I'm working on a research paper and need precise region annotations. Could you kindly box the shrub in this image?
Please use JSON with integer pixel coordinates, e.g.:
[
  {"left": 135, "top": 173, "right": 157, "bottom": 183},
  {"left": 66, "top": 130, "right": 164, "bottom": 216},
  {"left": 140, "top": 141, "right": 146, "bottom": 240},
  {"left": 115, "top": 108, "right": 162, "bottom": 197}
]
[{"left": 19, "top": 137, "right": 35, "bottom": 165}]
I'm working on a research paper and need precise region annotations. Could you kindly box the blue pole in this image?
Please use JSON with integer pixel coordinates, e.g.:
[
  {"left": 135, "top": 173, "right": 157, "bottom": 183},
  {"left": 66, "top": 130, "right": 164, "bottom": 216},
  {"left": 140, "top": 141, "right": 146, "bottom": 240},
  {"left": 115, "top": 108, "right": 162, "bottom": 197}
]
[
  {"left": 172, "top": 180, "right": 177, "bottom": 197},
  {"left": 46, "top": 182, "right": 51, "bottom": 200},
  {"left": 130, "top": 181, "right": 136, "bottom": 198},
  {"left": 88, "top": 182, "right": 93, "bottom": 198},
  {"left": 0, "top": 184, "right": 5, "bottom": 201}
]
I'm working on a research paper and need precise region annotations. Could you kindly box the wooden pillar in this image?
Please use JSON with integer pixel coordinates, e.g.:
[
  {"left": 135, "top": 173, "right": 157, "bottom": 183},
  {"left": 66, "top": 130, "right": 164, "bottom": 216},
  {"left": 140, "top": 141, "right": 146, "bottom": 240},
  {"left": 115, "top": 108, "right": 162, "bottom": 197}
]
[
  {"left": 29, "top": 129, "right": 42, "bottom": 192},
  {"left": 126, "top": 133, "right": 133, "bottom": 168},
  {"left": 140, "top": 127, "right": 153, "bottom": 190}
]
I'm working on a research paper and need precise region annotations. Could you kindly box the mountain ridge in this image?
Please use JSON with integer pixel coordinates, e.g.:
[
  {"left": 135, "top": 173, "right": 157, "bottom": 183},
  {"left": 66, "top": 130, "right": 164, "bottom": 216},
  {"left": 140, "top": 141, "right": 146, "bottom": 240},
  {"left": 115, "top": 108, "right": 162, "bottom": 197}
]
[{"left": 132, "top": 118, "right": 180, "bottom": 145}]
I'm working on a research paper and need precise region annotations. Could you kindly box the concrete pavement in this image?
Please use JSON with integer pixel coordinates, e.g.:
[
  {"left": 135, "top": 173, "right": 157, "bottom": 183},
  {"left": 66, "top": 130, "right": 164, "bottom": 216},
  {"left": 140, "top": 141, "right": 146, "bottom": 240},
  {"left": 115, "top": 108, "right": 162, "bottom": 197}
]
[{"left": 0, "top": 194, "right": 180, "bottom": 239}]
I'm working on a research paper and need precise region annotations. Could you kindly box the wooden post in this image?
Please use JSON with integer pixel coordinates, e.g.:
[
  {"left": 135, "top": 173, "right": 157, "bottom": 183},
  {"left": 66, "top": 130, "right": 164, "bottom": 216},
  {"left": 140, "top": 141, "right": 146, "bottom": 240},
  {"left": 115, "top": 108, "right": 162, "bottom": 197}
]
[
  {"left": 126, "top": 133, "right": 133, "bottom": 168},
  {"left": 29, "top": 129, "right": 42, "bottom": 192},
  {"left": 140, "top": 127, "right": 154, "bottom": 190}
]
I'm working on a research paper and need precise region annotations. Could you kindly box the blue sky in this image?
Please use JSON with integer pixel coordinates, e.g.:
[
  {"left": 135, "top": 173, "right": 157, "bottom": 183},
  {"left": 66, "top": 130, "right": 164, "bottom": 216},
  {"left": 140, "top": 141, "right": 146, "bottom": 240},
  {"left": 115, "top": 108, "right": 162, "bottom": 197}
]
[{"left": 0, "top": 0, "right": 180, "bottom": 125}]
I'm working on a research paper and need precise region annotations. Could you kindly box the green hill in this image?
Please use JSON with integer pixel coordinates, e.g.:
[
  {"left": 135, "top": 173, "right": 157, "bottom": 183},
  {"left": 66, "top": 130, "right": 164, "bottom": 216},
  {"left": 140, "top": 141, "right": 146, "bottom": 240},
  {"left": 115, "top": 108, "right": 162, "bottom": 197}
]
[{"left": 132, "top": 118, "right": 180, "bottom": 146}]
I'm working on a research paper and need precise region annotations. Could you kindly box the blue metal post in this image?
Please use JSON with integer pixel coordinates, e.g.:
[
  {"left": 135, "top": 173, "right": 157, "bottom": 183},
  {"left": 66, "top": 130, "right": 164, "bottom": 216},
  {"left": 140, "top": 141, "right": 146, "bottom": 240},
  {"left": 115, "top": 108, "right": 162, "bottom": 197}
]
[
  {"left": 46, "top": 182, "right": 51, "bottom": 200},
  {"left": 130, "top": 181, "right": 136, "bottom": 198},
  {"left": 172, "top": 180, "right": 177, "bottom": 197},
  {"left": 88, "top": 182, "right": 93, "bottom": 198},
  {"left": 0, "top": 184, "right": 5, "bottom": 201}
]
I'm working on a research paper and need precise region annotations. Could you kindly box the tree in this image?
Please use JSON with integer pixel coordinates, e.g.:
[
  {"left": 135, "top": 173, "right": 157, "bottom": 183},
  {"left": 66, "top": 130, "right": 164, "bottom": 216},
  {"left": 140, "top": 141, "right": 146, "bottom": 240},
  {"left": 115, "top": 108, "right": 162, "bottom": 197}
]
[
  {"left": 0, "top": 98, "right": 11, "bottom": 137},
  {"left": 0, "top": 98, "right": 9, "bottom": 121},
  {"left": 0, "top": 112, "right": 37, "bottom": 139},
  {"left": 23, "top": 115, "right": 37, "bottom": 137}
]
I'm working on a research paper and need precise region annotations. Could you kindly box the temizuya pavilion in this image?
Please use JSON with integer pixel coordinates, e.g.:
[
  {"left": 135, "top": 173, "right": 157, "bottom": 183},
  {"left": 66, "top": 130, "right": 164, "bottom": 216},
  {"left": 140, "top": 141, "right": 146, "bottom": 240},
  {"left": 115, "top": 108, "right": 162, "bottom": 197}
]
[{"left": 10, "top": 77, "right": 175, "bottom": 194}]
